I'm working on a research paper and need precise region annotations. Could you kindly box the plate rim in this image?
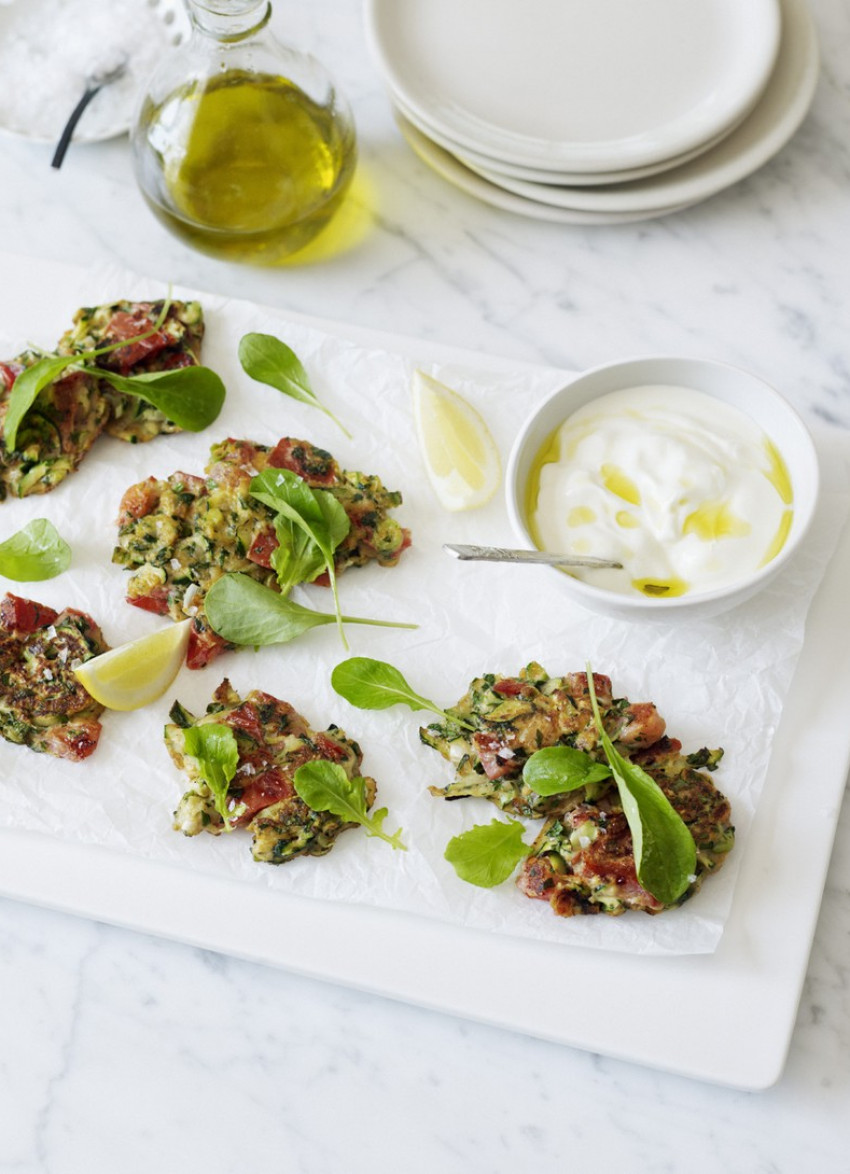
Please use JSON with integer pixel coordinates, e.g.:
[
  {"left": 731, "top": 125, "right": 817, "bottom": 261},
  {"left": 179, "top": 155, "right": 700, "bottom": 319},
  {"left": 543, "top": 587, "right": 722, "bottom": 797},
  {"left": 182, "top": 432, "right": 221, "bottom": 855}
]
[{"left": 394, "top": 109, "right": 696, "bottom": 224}]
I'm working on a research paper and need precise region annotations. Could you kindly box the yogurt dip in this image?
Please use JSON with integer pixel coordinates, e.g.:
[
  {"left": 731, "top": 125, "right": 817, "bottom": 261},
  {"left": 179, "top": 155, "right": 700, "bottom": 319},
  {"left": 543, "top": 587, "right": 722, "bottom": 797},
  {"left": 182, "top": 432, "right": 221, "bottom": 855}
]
[{"left": 526, "top": 384, "right": 793, "bottom": 598}]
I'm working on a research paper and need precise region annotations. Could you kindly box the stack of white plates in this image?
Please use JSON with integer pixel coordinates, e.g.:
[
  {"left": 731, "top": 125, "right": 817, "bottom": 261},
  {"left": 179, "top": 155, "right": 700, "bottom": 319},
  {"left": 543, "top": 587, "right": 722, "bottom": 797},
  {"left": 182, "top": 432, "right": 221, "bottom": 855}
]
[{"left": 365, "top": 0, "right": 819, "bottom": 224}]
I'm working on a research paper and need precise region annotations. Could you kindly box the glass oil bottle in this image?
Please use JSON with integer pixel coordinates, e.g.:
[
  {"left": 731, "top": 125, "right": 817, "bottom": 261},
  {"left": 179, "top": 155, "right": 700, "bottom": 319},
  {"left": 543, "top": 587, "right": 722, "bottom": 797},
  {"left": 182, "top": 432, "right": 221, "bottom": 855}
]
[{"left": 132, "top": 0, "right": 357, "bottom": 264}]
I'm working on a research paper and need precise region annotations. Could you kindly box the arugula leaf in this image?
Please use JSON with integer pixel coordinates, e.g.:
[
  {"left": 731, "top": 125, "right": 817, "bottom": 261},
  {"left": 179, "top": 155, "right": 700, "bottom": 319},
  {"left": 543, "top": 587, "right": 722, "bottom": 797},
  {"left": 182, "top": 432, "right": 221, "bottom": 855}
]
[
  {"left": 250, "top": 468, "right": 350, "bottom": 641},
  {"left": 522, "top": 745, "right": 612, "bottom": 796},
  {"left": 586, "top": 666, "right": 696, "bottom": 905},
  {"left": 182, "top": 722, "right": 245, "bottom": 831},
  {"left": 204, "top": 573, "right": 416, "bottom": 646},
  {"left": 444, "top": 819, "right": 530, "bottom": 888},
  {"left": 94, "top": 366, "right": 226, "bottom": 432},
  {"left": 3, "top": 356, "right": 81, "bottom": 450},
  {"left": 293, "top": 760, "right": 406, "bottom": 850},
  {"left": 330, "top": 656, "right": 475, "bottom": 731},
  {"left": 0, "top": 518, "right": 71, "bottom": 581},
  {"left": 238, "top": 332, "right": 351, "bottom": 439}
]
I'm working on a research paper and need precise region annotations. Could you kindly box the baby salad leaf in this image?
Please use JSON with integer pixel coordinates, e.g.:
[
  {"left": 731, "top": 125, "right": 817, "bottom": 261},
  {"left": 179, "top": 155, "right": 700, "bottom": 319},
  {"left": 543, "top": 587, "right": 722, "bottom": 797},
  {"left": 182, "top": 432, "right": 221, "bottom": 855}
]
[
  {"left": 444, "top": 819, "right": 530, "bottom": 888},
  {"left": 522, "top": 745, "right": 612, "bottom": 796},
  {"left": 330, "top": 656, "right": 476, "bottom": 731},
  {"left": 250, "top": 468, "right": 350, "bottom": 640},
  {"left": 586, "top": 666, "right": 696, "bottom": 905},
  {"left": 238, "top": 332, "right": 351, "bottom": 439},
  {"left": 270, "top": 515, "right": 326, "bottom": 595},
  {"left": 3, "top": 355, "right": 79, "bottom": 450},
  {"left": 94, "top": 366, "right": 226, "bottom": 433},
  {"left": 204, "top": 573, "right": 416, "bottom": 647},
  {"left": 181, "top": 722, "right": 245, "bottom": 831},
  {"left": 293, "top": 760, "right": 407, "bottom": 850},
  {"left": 0, "top": 518, "right": 71, "bottom": 581}
]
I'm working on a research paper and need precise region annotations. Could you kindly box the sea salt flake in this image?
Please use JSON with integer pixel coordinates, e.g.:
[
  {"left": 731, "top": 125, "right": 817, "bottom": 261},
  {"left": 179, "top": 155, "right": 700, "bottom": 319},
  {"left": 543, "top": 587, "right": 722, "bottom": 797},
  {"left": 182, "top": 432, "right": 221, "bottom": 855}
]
[{"left": 0, "top": 0, "right": 186, "bottom": 141}]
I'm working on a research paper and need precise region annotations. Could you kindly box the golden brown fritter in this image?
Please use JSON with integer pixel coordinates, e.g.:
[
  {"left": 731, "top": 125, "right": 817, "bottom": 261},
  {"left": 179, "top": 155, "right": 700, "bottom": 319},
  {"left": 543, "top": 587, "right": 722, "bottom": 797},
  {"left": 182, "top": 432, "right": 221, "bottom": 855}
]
[
  {"left": 517, "top": 737, "right": 734, "bottom": 916},
  {"left": 0, "top": 300, "right": 206, "bottom": 500},
  {"left": 423, "top": 665, "right": 667, "bottom": 817},
  {"left": 57, "top": 298, "right": 205, "bottom": 441},
  {"left": 423, "top": 663, "right": 733, "bottom": 916},
  {"left": 165, "top": 678, "right": 377, "bottom": 864},
  {"left": 0, "top": 592, "right": 108, "bottom": 760},
  {"left": 114, "top": 436, "right": 411, "bottom": 669}
]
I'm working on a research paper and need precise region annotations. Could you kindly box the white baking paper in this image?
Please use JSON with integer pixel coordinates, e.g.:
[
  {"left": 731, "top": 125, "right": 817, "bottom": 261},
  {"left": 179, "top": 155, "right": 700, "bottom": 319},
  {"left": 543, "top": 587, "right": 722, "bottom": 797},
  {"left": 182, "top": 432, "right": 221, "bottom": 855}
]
[{"left": 0, "top": 261, "right": 847, "bottom": 956}]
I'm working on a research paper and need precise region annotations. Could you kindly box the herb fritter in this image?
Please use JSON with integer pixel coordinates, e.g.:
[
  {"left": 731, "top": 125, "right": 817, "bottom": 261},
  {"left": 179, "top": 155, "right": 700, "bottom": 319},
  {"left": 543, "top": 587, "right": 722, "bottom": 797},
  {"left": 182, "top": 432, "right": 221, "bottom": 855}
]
[
  {"left": 114, "top": 436, "right": 411, "bottom": 668},
  {"left": 165, "top": 678, "right": 377, "bottom": 864},
  {"left": 0, "top": 592, "right": 108, "bottom": 760},
  {"left": 422, "top": 664, "right": 733, "bottom": 916}
]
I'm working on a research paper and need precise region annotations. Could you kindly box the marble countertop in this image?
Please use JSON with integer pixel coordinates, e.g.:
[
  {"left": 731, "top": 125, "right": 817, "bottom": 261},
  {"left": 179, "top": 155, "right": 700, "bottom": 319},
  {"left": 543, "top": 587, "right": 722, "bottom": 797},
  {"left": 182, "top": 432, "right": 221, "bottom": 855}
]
[{"left": 1, "top": 0, "right": 849, "bottom": 1169}]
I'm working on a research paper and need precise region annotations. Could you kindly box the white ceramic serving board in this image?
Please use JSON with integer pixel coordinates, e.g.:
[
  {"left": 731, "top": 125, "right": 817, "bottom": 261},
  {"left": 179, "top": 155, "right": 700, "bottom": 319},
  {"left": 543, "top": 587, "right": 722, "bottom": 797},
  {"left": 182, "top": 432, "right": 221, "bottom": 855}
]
[{"left": 0, "top": 253, "right": 847, "bottom": 1089}]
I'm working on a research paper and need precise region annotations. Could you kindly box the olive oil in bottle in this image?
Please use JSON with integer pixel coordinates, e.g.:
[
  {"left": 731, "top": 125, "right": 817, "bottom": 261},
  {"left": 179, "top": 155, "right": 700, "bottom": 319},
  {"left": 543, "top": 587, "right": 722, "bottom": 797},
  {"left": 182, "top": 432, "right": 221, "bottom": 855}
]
[{"left": 132, "top": 1, "right": 357, "bottom": 264}]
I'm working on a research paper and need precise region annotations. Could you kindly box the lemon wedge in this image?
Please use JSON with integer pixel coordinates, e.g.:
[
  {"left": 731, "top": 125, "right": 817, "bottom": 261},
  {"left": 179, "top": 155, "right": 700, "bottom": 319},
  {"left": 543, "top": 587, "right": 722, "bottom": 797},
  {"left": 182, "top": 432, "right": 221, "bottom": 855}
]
[
  {"left": 412, "top": 370, "right": 501, "bottom": 511},
  {"left": 73, "top": 619, "right": 192, "bottom": 711}
]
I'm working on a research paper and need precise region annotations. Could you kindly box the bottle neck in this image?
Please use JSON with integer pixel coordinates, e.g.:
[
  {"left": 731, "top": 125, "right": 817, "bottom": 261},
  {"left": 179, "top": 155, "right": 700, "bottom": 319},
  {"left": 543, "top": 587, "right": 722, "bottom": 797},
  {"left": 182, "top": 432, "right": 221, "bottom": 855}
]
[{"left": 187, "top": 0, "right": 271, "bottom": 41}]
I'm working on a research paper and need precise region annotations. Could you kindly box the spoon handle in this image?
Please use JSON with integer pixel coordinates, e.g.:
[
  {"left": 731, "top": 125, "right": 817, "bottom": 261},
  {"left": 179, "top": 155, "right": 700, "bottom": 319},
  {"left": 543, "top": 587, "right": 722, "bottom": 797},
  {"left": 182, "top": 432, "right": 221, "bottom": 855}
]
[
  {"left": 444, "top": 543, "right": 622, "bottom": 570},
  {"left": 51, "top": 85, "right": 102, "bottom": 169}
]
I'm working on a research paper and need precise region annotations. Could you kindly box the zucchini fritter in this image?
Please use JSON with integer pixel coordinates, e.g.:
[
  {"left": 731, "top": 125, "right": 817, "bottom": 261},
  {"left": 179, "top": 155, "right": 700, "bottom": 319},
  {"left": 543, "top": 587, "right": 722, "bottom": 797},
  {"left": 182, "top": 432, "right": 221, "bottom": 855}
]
[
  {"left": 422, "top": 664, "right": 733, "bottom": 916},
  {"left": 57, "top": 299, "right": 204, "bottom": 442},
  {"left": 0, "top": 356, "right": 109, "bottom": 501},
  {"left": 114, "top": 436, "right": 411, "bottom": 669},
  {"left": 517, "top": 737, "right": 734, "bottom": 916},
  {"left": 0, "top": 299, "right": 206, "bottom": 500},
  {"left": 423, "top": 665, "right": 667, "bottom": 817},
  {"left": 165, "top": 678, "right": 376, "bottom": 864},
  {"left": 0, "top": 592, "right": 108, "bottom": 760}
]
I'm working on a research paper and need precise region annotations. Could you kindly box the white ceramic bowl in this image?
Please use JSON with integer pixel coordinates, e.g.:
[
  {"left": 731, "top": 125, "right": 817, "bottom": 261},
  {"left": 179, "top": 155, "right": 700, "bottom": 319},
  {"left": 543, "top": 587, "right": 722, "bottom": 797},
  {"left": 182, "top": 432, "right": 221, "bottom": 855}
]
[{"left": 505, "top": 356, "right": 820, "bottom": 621}]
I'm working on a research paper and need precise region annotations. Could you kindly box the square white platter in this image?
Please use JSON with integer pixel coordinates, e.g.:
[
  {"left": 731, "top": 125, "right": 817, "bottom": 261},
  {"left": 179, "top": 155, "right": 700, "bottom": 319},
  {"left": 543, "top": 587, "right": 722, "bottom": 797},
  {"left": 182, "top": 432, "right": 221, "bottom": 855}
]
[{"left": 0, "top": 253, "right": 847, "bottom": 1090}]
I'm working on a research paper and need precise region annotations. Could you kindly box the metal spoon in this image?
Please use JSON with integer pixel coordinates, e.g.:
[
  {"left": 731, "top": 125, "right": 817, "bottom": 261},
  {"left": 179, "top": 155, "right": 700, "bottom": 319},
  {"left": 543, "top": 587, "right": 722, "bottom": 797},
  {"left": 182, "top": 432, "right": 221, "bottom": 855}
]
[
  {"left": 51, "top": 59, "right": 128, "bottom": 170},
  {"left": 444, "top": 543, "right": 623, "bottom": 570}
]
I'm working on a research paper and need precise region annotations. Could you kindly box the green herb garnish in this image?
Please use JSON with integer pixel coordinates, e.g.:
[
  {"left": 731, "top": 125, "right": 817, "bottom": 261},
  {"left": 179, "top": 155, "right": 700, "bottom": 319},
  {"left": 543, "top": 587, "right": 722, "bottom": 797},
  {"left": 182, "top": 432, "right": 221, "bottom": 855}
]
[
  {"left": 92, "top": 365, "right": 225, "bottom": 434},
  {"left": 0, "top": 518, "right": 71, "bottom": 581},
  {"left": 293, "top": 760, "right": 406, "bottom": 850},
  {"left": 182, "top": 722, "right": 245, "bottom": 832},
  {"left": 330, "top": 656, "right": 475, "bottom": 731},
  {"left": 3, "top": 356, "right": 76, "bottom": 450},
  {"left": 204, "top": 573, "right": 416, "bottom": 647},
  {"left": 586, "top": 665, "right": 696, "bottom": 905},
  {"left": 249, "top": 467, "right": 349, "bottom": 639},
  {"left": 521, "top": 745, "right": 612, "bottom": 796},
  {"left": 444, "top": 819, "right": 530, "bottom": 888},
  {"left": 238, "top": 332, "right": 351, "bottom": 439}
]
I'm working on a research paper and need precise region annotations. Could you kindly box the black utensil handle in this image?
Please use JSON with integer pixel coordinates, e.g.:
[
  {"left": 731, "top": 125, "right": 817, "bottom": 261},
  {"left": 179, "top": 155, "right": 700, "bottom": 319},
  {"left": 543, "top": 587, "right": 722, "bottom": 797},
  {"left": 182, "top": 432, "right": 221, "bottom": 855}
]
[{"left": 51, "top": 85, "right": 101, "bottom": 169}]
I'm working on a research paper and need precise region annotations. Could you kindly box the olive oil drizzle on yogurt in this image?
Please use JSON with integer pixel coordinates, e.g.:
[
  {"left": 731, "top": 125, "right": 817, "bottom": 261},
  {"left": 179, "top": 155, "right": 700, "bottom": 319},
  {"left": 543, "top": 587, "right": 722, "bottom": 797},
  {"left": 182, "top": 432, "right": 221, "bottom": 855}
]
[{"left": 526, "top": 386, "right": 795, "bottom": 599}]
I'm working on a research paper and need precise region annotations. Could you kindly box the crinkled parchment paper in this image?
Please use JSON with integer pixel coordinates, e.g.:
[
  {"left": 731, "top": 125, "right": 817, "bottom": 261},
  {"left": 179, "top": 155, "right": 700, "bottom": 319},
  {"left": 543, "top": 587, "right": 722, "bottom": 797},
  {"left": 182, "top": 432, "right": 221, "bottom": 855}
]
[{"left": 1, "top": 262, "right": 847, "bottom": 956}]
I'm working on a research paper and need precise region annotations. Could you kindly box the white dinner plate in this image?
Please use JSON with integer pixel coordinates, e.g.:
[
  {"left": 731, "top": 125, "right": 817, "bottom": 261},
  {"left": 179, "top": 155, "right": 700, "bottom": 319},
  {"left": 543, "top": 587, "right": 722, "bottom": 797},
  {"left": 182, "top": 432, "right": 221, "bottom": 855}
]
[
  {"left": 366, "top": 0, "right": 782, "bottom": 173},
  {"left": 393, "top": 0, "right": 818, "bottom": 220},
  {"left": 458, "top": 0, "right": 818, "bottom": 214},
  {"left": 394, "top": 111, "right": 697, "bottom": 225},
  {"left": 0, "top": 0, "right": 189, "bottom": 145}
]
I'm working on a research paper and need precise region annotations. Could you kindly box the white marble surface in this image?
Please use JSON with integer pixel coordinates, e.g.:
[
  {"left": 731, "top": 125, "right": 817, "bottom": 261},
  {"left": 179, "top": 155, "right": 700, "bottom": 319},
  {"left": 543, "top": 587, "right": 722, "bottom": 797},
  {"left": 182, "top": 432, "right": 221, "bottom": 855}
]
[{"left": 1, "top": 0, "right": 849, "bottom": 1169}]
